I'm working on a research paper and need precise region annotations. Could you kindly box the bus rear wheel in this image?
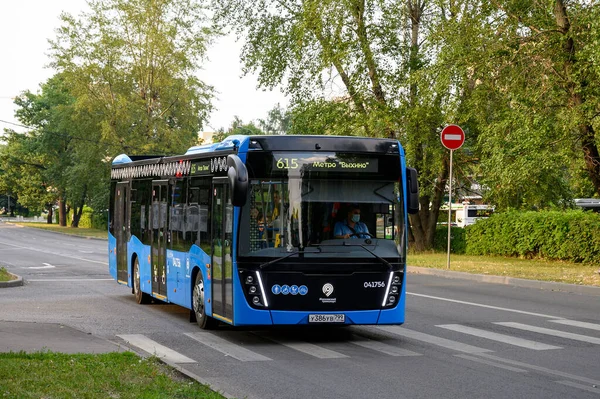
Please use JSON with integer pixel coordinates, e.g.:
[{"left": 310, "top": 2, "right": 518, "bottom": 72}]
[
  {"left": 193, "top": 272, "right": 217, "bottom": 329},
  {"left": 133, "top": 258, "right": 150, "bottom": 304}
]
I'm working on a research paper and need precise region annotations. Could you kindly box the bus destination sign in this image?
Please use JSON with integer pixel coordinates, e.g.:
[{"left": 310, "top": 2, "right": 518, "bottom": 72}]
[{"left": 272, "top": 153, "right": 378, "bottom": 173}]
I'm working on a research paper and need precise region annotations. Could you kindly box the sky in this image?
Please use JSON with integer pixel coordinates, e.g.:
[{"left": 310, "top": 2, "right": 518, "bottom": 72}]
[{"left": 0, "top": 0, "right": 287, "bottom": 134}]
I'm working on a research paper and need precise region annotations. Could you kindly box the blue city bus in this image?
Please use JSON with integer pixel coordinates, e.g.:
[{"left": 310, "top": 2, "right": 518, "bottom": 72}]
[{"left": 109, "top": 135, "right": 419, "bottom": 328}]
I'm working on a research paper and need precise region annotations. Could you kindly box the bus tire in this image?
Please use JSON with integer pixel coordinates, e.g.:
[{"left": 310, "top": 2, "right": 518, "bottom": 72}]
[
  {"left": 133, "top": 258, "right": 150, "bottom": 304},
  {"left": 193, "top": 272, "right": 217, "bottom": 329}
]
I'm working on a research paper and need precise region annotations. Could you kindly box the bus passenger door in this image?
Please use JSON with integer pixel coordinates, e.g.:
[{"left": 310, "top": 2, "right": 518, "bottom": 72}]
[
  {"left": 211, "top": 179, "right": 233, "bottom": 322},
  {"left": 151, "top": 181, "right": 168, "bottom": 298},
  {"left": 114, "top": 182, "right": 129, "bottom": 284}
]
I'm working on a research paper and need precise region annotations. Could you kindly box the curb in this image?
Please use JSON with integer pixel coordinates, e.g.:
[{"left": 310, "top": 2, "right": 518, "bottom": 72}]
[
  {"left": 4, "top": 222, "right": 107, "bottom": 241},
  {"left": 407, "top": 266, "right": 600, "bottom": 296},
  {"left": 0, "top": 272, "right": 23, "bottom": 288}
]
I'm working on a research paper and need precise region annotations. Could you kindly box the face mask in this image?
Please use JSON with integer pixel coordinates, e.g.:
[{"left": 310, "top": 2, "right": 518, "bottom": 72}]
[{"left": 352, "top": 214, "right": 360, "bottom": 223}]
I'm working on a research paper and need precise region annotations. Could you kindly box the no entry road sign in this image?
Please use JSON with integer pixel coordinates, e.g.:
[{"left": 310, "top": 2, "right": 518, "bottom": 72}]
[{"left": 440, "top": 125, "right": 465, "bottom": 150}]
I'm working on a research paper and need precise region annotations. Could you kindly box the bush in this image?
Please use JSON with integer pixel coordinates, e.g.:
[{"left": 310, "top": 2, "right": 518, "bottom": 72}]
[
  {"left": 54, "top": 206, "right": 108, "bottom": 229},
  {"left": 466, "top": 210, "right": 600, "bottom": 263},
  {"left": 434, "top": 226, "right": 466, "bottom": 254}
]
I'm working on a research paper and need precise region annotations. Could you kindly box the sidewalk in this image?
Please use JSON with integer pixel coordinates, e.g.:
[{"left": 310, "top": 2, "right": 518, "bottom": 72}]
[{"left": 0, "top": 321, "right": 126, "bottom": 354}]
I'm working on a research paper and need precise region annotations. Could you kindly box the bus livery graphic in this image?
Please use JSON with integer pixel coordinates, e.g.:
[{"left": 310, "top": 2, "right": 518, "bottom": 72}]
[{"left": 108, "top": 135, "right": 419, "bottom": 328}]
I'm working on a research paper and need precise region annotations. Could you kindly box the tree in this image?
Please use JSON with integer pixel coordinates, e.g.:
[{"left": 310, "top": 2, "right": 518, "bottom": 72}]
[
  {"left": 259, "top": 103, "right": 291, "bottom": 135},
  {"left": 5, "top": 74, "right": 98, "bottom": 226},
  {"left": 213, "top": 0, "right": 467, "bottom": 250},
  {"left": 50, "top": 0, "right": 216, "bottom": 156},
  {"left": 437, "top": 0, "right": 600, "bottom": 206}
]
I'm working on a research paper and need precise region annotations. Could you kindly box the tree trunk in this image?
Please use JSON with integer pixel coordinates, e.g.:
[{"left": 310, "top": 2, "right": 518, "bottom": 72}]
[
  {"left": 71, "top": 187, "right": 87, "bottom": 228},
  {"left": 46, "top": 204, "right": 53, "bottom": 224},
  {"left": 553, "top": 0, "right": 600, "bottom": 195},
  {"left": 71, "top": 206, "right": 83, "bottom": 228},
  {"left": 58, "top": 197, "right": 67, "bottom": 227}
]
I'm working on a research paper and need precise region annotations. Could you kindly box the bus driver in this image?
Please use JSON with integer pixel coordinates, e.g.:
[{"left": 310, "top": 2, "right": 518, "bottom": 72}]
[{"left": 334, "top": 204, "right": 370, "bottom": 239}]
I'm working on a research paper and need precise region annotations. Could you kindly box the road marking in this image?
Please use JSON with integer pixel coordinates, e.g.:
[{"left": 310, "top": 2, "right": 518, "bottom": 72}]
[
  {"left": 0, "top": 240, "right": 108, "bottom": 266},
  {"left": 495, "top": 322, "right": 600, "bottom": 345},
  {"left": 408, "top": 292, "right": 563, "bottom": 319},
  {"left": 261, "top": 335, "right": 348, "bottom": 359},
  {"left": 117, "top": 334, "right": 196, "bottom": 364},
  {"left": 548, "top": 319, "right": 600, "bottom": 332},
  {"left": 555, "top": 380, "right": 600, "bottom": 394},
  {"left": 27, "top": 278, "right": 113, "bottom": 282},
  {"left": 476, "top": 353, "right": 600, "bottom": 386},
  {"left": 377, "top": 326, "right": 492, "bottom": 354},
  {"left": 454, "top": 354, "right": 528, "bottom": 373},
  {"left": 185, "top": 332, "right": 271, "bottom": 362},
  {"left": 437, "top": 324, "right": 561, "bottom": 350},
  {"left": 349, "top": 335, "right": 422, "bottom": 357},
  {"left": 27, "top": 265, "right": 56, "bottom": 269}
]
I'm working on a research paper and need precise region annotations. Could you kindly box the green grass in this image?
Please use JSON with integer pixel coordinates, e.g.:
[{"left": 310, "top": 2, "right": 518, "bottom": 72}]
[
  {"left": 14, "top": 222, "right": 107, "bottom": 239},
  {"left": 0, "top": 351, "right": 225, "bottom": 399},
  {"left": 0, "top": 267, "right": 16, "bottom": 282},
  {"left": 408, "top": 252, "right": 600, "bottom": 287}
]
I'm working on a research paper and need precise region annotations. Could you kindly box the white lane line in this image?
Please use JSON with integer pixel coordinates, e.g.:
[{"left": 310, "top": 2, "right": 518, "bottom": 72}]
[
  {"left": 377, "top": 326, "right": 492, "bottom": 354},
  {"left": 548, "top": 319, "right": 600, "bottom": 332},
  {"left": 454, "top": 354, "right": 528, "bottom": 373},
  {"left": 27, "top": 265, "right": 56, "bottom": 269},
  {"left": 27, "top": 278, "right": 113, "bottom": 282},
  {"left": 408, "top": 292, "right": 563, "bottom": 319},
  {"left": 261, "top": 336, "right": 348, "bottom": 359},
  {"left": 185, "top": 332, "right": 271, "bottom": 362},
  {"left": 0, "top": 240, "right": 108, "bottom": 266},
  {"left": 476, "top": 353, "right": 600, "bottom": 386},
  {"left": 555, "top": 380, "right": 600, "bottom": 394},
  {"left": 117, "top": 334, "right": 196, "bottom": 364},
  {"left": 495, "top": 322, "right": 600, "bottom": 345},
  {"left": 349, "top": 335, "right": 422, "bottom": 357},
  {"left": 437, "top": 324, "right": 561, "bottom": 350}
]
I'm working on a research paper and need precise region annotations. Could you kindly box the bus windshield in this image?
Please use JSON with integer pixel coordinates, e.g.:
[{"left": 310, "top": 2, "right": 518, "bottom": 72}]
[{"left": 238, "top": 177, "right": 404, "bottom": 257}]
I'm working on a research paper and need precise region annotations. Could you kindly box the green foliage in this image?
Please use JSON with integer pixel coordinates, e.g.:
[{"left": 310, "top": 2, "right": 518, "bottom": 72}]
[
  {"left": 259, "top": 103, "right": 290, "bottom": 135},
  {"left": 60, "top": 206, "right": 108, "bottom": 229},
  {"left": 433, "top": 226, "right": 466, "bottom": 254},
  {"left": 50, "top": 0, "right": 216, "bottom": 155},
  {"left": 466, "top": 211, "right": 600, "bottom": 263}
]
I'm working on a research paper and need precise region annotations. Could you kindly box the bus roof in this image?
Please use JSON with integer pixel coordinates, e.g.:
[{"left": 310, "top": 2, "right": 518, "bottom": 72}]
[
  {"left": 112, "top": 135, "right": 405, "bottom": 166},
  {"left": 185, "top": 135, "right": 402, "bottom": 155}
]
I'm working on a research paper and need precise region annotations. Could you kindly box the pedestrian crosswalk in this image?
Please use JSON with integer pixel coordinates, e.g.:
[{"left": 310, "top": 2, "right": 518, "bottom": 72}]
[{"left": 116, "top": 318, "right": 600, "bottom": 365}]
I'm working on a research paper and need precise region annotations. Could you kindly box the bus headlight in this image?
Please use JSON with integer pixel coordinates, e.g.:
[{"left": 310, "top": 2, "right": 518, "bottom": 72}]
[
  {"left": 245, "top": 275, "right": 254, "bottom": 284},
  {"left": 252, "top": 296, "right": 261, "bottom": 305},
  {"left": 382, "top": 271, "right": 402, "bottom": 308},
  {"left": 249, "top": 286, "right": 257, "bottom": 294}
]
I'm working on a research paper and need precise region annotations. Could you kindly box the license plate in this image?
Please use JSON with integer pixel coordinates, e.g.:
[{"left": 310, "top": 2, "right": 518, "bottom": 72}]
[{"left": 308, "top": 314, "right": 345, "bottom": 323}]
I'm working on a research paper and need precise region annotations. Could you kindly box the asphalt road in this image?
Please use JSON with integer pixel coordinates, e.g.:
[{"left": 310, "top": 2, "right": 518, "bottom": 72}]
[{"left": 1, "top": 222, "right": 599, "bottom": 399}]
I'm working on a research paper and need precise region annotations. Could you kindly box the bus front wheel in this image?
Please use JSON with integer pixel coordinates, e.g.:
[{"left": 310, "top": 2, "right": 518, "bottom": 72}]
[
  {"left": 133, "top": 258, "right": 150, "bottom": 304},
  {"left": 193, "top": 272, "right": 217, "bottom": 329}
]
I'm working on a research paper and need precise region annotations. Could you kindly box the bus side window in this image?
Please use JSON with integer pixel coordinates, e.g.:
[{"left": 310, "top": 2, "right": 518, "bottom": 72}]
[{"left": 188, "top": 176, "right": 212, "bottom": 254}]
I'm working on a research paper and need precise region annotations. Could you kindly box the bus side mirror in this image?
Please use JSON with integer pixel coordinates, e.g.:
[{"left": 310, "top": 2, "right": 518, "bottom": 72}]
[
  {"left": 406, "top": 167, "right": 419, "bottom": 214},
  {"left": 227, "top": 154, "right": 248, "bottom": 207}
]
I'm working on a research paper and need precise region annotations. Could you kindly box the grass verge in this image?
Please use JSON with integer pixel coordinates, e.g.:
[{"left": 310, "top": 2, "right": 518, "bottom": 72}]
[
  {"left": 0, "top": 351, "right": 225, "bottom": 399},
  {"left": 0, "top": 267, "right": 16, "bottom": 282},
  {"left": 408, "top": 252, "right": 600, "bottom": 287},
  {"left": 14, "top": 222, "right": 107, "bottom": 239}
]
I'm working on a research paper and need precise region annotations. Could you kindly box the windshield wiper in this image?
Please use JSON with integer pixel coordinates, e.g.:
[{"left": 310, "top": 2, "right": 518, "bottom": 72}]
[
  {"left": 259, "top": 246, "right": 322, "bottom": 270},
  {"left": 346, "top": 242, "right": 393, "bottom": 271}
]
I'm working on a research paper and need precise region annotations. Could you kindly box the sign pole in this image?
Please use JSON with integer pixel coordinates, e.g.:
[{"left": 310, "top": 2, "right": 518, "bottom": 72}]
[
  {"left": 446, "top": 150, "right": 453, "bottom": 270},
  {"left": 440, "top": 124, "right": 465, "bottom": 271}
]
